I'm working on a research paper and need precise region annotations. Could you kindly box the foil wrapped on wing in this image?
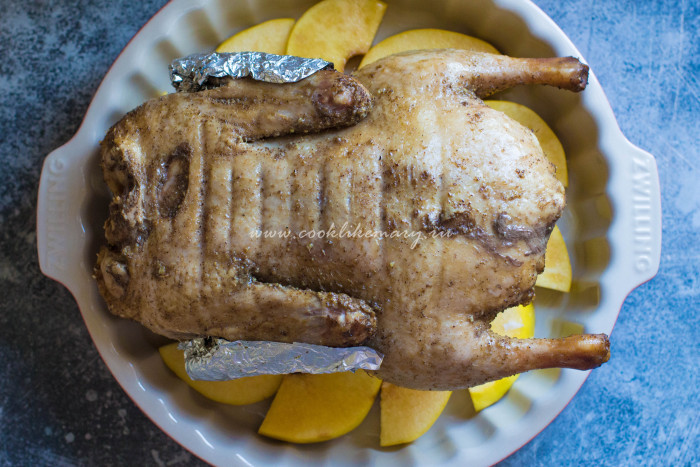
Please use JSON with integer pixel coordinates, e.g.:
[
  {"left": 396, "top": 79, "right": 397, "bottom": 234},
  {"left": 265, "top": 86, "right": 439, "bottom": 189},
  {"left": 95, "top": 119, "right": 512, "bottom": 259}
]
[{"left": 180, "top": 339, "right": 383, "bottom": 381}]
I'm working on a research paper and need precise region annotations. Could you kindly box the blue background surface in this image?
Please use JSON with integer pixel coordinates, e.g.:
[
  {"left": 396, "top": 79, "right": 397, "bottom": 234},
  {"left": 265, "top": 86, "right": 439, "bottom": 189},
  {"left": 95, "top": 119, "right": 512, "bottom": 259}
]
[{"left": 0, "top": 0, "right": 697, "bottom": 465}]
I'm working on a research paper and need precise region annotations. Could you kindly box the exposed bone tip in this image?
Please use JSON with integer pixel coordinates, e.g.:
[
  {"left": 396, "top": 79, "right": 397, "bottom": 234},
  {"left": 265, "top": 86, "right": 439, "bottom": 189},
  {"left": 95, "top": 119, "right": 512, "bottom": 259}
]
[
  {"left": 564, "top": 56, "right": 589, "bottom": 92},
  {"left": 317, "top": 293, "right": 377, "bottom": 346},
  {"left": 565, "top": 333, "right": 610, "bottom": 369},
  {"left": 587, "top": 333, "right": 611, "bottom": 365},
  {"left": 312, "top": 72, "right": 372, "bottom": 124},
  {"left": 100, "top": 257, "right": 129, "bottom": 299},
  {"left": 574, "top": 63, "right": 589, "bottom": 92}
]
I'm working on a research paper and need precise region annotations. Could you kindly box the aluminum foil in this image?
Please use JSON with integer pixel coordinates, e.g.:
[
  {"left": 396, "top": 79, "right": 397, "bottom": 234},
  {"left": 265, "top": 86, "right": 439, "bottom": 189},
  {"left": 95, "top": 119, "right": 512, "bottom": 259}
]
[
  {"left": 180, "top": 339, "right": 383, "bottom": 381},
  {"left": 169, "top": 52, "right": 333, "bottom": 92}
]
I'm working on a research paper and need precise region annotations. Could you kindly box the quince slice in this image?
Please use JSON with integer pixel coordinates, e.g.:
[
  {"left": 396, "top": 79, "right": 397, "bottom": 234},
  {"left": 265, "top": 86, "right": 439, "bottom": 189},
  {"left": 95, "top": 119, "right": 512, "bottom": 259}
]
[
  {"left": 380, "top": 382, "right": 452, "bottom": 446},
  {"left": 469, "top": 303, "right": 535, "bottom": 412},
  {"left": 286, "top": 0, "right": 387, "bottom": 72},
  {"left": 484, "top": 100, "right": 568, "bottom": 187},
  {"left": 258, "top": 370, "right": 381, "bottom": 443},
  {"left": 359, "top": 28, "right": 499, "bottom": 68},
  {"left": 216, "top": 18, "right": 295, "bottom": 55},
  {"left": 158, "top": 343, "right": 282, "bottom": 405},
  {"left": 536, "top": 224, "right": 572, "bottom": 292}
]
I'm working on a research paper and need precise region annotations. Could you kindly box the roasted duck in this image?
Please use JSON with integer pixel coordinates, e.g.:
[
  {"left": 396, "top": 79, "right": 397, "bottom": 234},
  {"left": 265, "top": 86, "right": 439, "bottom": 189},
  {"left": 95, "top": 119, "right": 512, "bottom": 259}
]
[{"left": 95, "top": 50, "right": 609, "bottom": 390}]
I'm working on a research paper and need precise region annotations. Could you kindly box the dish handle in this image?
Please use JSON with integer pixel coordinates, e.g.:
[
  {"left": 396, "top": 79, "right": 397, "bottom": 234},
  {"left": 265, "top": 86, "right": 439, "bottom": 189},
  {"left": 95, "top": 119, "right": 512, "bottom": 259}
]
[
  {"left": 37, "top": 139, "right": 92, "bottom": 297},
  {"left": 606, "top": 140, "right": 662, "bottom": 294}
]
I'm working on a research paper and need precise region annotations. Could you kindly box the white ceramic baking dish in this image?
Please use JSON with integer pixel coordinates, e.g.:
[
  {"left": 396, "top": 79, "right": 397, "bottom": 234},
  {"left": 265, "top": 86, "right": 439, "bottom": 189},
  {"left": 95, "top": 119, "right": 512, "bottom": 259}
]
[{"left": 37, "top": 0, "right": 661, "bottom": 465}]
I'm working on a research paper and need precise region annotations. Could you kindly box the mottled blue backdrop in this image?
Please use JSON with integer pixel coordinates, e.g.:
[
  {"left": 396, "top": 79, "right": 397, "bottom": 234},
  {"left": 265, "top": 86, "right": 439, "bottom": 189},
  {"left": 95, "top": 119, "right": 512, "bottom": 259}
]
[{"left": 0, "top": 0, "right": 697, "bottom": 465}]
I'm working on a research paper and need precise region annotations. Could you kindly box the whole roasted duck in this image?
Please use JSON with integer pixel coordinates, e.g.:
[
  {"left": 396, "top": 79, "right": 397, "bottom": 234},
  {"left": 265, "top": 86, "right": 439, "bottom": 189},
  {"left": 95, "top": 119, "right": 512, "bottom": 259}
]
[{"left": 95, "top": 50, "right": 609, "bottom": 390}]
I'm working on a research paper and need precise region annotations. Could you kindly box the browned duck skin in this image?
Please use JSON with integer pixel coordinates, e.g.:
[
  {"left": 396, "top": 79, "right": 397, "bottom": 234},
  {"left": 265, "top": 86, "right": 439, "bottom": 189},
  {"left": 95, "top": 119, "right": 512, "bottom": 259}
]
[{"left": 96, "top": 50, "right": 608, "bottom": 390}]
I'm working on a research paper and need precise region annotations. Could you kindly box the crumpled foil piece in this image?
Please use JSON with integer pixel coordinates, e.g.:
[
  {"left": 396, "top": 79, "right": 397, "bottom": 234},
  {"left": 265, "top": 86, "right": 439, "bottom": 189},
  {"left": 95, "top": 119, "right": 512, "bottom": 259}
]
[
  {"left": 180, "top": 338, "right": 383, "bottom": 381},
  {"left": 169, "top": 52, "right": 334, "bottom": 92}
]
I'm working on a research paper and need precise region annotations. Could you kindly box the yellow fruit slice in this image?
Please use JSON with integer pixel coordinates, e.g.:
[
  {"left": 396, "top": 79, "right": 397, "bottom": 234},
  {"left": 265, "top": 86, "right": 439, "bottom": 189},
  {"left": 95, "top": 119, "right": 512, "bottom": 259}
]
[
  {"left": 484, "top": 100, "right": 568, "bottom": 187},
  {"left": 536, "top": 224, "right": 572, "bottom": 292},
  {"left": 259, "top": 370, "right": 381, "bottom": 443},
  {"left": 380, "top": 382, "right": 452, "bottom": 446},
  {"left": 158, "top": 343, "right": 282, "bottom": 405},
  {"left": 490, "top": 303, "right": 536, "bottom": 340},
  {"left": 469, "top": 375, "right": 520, "bottom": 413},
  {"left": 359, "top": 28, "right": 499, "bottom": 68},
  {"left": 216, "top": 18, "right": 295, "bottom": 55},
  {"left": 286, "top": 0, "right": 387, "bottom": 72},
  {"left": 469, "top": 303, "right": 535, "bottom": 412}
]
